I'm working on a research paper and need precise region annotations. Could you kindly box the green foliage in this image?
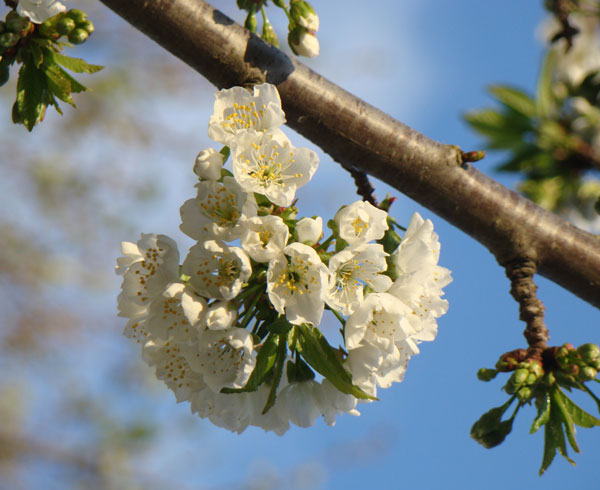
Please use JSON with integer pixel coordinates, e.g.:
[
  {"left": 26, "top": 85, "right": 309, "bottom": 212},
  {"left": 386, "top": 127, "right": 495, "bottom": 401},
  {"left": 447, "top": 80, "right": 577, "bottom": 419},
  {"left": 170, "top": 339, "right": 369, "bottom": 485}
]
[
  {"left": 1, "top": 8, "right": 102, "bottom": 130},
  {"left": 464, "top": 50, "right": 600, "bottom": 221},
  {"left": 473, "top": 343, "right": 600, "bottom": 475}
]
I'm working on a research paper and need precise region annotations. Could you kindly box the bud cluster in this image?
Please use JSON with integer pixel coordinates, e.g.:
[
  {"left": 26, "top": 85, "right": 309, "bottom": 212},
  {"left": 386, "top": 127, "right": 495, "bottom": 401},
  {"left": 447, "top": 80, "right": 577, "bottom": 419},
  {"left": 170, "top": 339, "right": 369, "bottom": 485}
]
[
  {"left": 553, "top": 342, "right": 600, "bottom": 384},
  {"left": 38, "top": 9, "right": 94, "bottom": 44},
  {"left": 0, "top": 12, "right": 33, "bottom": 65},
  {"left": 504, "top": 359, "right": 544, "bottom": 402}
]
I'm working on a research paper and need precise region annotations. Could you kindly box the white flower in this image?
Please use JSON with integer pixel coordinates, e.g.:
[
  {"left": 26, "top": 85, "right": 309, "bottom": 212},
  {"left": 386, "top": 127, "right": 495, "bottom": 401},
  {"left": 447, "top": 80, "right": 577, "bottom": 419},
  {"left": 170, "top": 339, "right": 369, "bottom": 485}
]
[
  {"left": 289, "top": 28, "right": 320, "bottom": 58},
  {"left": 326, "top": 243, "right": 392, "bottom": 316},
  {"left": 183, "top": 240, "right": 252, "bottom": 300},
  {"left": 181, "top": 327, "right": 256, "bottom": 393},
  {"left": 279, "top": 380, "right": 322, "bottom": 428},
  {"left": 240, "top": 215, "right": 289, "bottom": 262},
  {"left": 344, "top": 293, "right": 414, "bottom": 351},
  {"left": 145, "top": 282, "right": 207, "bottom": 342},
  {"left": 122, "top": 316, "right": 149, "bottom": 345},
  {"left": 388, "top": 213, "right": 452, "bottom": 340},
  {"left": 208, "top": 83, "right": 286, "bottom": 144},
  {"left": 193, "top": 148, "right": 224, "bottom": 180},
  {"left": 334, "top": 200, "right": 388, "bottom": 246},
  {"left": 345, "top": 341, "right": 409, "bottom": 396},
  {"left": 230, "top": 129, "right": 319, "bottom": 207},
  {"left": 291, "top": 0, "right": 319, "bottom": 32},
  {"left": 142, "top": 339, "right": 206, "bottom": 403},
  {"left": 295, "top": 216, "right": 322, "bottom": 245},
  {"left": 17, "top": 0, "right": 66, "bottom": 24},
  {"left": 206, "top": 301, "right": 238, "bottom": 330},
  {"left": 267, "top": 242, "right": 329, "bottom": 326},
  {"left": 316, "top": 379, "right": 360, "bottom": 426},
  {"left": 179, "top": 177, "right": 257, "bottom": 241},
  {"left": 116, "top": 234, "right": 180, "bottom": 310}
]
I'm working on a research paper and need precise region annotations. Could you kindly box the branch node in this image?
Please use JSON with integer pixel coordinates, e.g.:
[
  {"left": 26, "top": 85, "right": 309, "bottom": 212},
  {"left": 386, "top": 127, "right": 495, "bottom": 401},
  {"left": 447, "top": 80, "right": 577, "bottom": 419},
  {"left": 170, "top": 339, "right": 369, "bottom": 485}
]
[{"left": 504, "top": 258, "right": 549, "bottom": 351}]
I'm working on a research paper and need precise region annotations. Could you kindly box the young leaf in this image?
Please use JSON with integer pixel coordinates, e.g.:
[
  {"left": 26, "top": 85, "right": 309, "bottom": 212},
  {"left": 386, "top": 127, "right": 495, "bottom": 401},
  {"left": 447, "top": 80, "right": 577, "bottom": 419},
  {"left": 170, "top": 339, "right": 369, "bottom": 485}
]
[
  {"left": 539, "top": 394, "right": 576, "bottom": 475},
  {"left": 531, "top": 392, "right": 551, "bottom": 434},
  {"left": 471, "top": 397, "right": 516, "bottom": 448},
  {"left": 296, "top": 324, "right": 374, "bottom": 400},
  {"left": 552, "top": 388, "right": 580, "bottom": 453},
  {"left": 559, "top": 389, "right": 600, "bottom": 428},
  {"left": 488, "top": 84, "right": 537, "bottom": 118},
  {"left": 51, "top": 52, "right": 103, "bottom": 74},
  {"left": 43, "top": 62, "right": 75, "bottom": 105}
]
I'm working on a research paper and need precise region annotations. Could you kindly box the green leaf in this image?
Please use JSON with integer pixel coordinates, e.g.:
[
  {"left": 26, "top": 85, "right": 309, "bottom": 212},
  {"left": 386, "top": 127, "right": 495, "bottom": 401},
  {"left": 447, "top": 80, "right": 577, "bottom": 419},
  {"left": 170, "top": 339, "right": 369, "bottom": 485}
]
[
  {"left": 463, "top": 109, "right": 530, "bottom": 150},
  {"left": 221, "top": 333, "right": 279, "bottom": 394},
  {"left": 51, "top": 52, "right": 103, "bottom": 74},
  {"left": 489, "top": 84, "right": 537, "bottom": 118},
  {"left": 296, "top": 324, "right": 375, "bottom": 400},
  {"left": 43, "top": 62, "right": 75, "bottom": 106},
  {"left": 262, "top": 334, "right": 287, "bottom": 414},
  {"left": 559, "top": 389, "right": 600, "bottom": 428},
  {"left": 552, "top": 388, "right": 580, "bottom": 453},
  {"left": 266, "top": 316, "right": 294, "bottom": 335},
  {"left": 531, "top": 392, "right": 551, "bottom": 434},
  {"left": 15, "top": 59, "right": 47, "bottom": 131},
  {"left": 537, "top": 50, "right": 558, "bottom": 118},
  {"left": 471, "top": 397, "right": 515, "bottom": 448}
]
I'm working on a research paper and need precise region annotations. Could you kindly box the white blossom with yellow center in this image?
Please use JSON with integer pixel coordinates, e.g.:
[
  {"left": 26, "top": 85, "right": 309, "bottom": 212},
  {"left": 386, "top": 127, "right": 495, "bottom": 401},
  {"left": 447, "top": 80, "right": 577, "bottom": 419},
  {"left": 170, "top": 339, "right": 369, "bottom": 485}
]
[
  {"left": 267, "top": 242, "right": 329, "bottom": 326},
  {"left": 180, "top": 177, "right": 257, "bottom": 241},
  {"left": 334, "top": 200, "right": 389, "bottom": 246},
  {"left": 183, "top": 240, "right": 252, "bottom": 300},
  {"left": 116, "top": 234, "right": 180, "bottom": 311},
  {"left": 230, "top": 129, "right": 319, "bottom": 207},
  {"left": 17, "top": 0, "right": 66, "bottom": 24},
  {"left": 345, "top": 293, "right": 414, "bottom": 352},
  {"left": 240, "top": 215, "right": 289, "bottom": 262},
  {"left": 326, "top": 243, "right": 392, "bottom": 316},
  {"left": 181, "top": 327, "right": 256, "bottom": 393},
  {"left": 208, "top": 84, "right": 286, "bottom": 144}
]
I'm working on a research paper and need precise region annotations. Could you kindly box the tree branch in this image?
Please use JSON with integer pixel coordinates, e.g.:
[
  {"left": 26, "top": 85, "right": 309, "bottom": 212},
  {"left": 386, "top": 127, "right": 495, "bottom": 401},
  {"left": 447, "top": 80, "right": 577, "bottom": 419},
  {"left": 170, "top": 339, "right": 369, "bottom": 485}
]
[{"left": 98, "top": 0, "right": 600, "bottom": 309}]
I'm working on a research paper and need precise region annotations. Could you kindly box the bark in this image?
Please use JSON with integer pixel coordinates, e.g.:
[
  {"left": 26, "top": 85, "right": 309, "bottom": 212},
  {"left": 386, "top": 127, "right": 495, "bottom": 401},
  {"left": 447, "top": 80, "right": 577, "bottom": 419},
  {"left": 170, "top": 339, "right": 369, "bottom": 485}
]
[{"left": 98, "top": 0, "right": 600, "bottom": 309}]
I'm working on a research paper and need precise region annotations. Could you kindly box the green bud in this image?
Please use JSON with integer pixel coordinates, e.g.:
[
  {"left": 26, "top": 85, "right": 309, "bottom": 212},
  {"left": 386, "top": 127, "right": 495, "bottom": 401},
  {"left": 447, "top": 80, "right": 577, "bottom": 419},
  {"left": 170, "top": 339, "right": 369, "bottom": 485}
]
[
  {"left": 477, "top": 368, "right": 498, "bottom": 382},
  {"left": 68, "top": 28, "right": 89, "bottom": 44},
  {"left": 5, "top": 12, "right": 30, "bottom": 34},
  {"left": 526, "top": 372, "right": 538, "bottom": 385},
  {"left": 261, "top": 20, "right": 279, "bottom": 47},
  {"left": 580, "top": 366, "right": 598, "bottom": 381},
  {"left": 77, "top": 19, "right": 94, "bottom": 34},
  {"left": 57, "top": 17, "right": 76, "bottom": 36},
  {"left": 0, "top": 32, "right": 19, "bottom": 49},
  {"left": 38, "top": 19, "right": 56, "bottom": 38},
  {"left": 244, "top": 12, "right": 257, "bottom": 33},
  {"left": 591, "top": 359, "right": 600, "bottom": 371},
  {"left": 578, "top": 343, "right": 600, "bottom": 363},
  {"left": 67, "top": 9, "right": 88, "bottom": 24},
  {"left": 272, "top": 0, "right": 286, "bottom": 8},
  {"left": 517, "top": 387, "right": 532, "bottom": 402},
  {"left": 290, "top": 0, "right": 318, "bottom": 31},
  {"left": 514, "top": 368, "right": 529, "bottom": 386},
  {"left": 504, "top": 377, "right": 517, "bottom": 394},
  {"left": 528, "top": 360, "right": 544, "bottom": 378},
  {"left": 544, "top": 371, "right": 556, "bottom": 386}
]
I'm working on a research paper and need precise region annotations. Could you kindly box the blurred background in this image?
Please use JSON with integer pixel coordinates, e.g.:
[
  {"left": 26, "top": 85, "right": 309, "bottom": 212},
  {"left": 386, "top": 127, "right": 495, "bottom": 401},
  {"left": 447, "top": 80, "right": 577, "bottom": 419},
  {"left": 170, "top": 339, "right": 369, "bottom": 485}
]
[{"left": 0, "top": 0, "right": 599, "bottom": 488}]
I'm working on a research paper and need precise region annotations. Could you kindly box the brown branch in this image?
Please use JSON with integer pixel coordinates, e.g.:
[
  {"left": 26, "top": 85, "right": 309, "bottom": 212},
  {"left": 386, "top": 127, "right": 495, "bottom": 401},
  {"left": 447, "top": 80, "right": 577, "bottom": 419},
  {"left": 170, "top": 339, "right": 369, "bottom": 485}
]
[
  {"left": 504, "top": 259, "right": 549, "bottom": 352},
  {"left": 97, "top": 0, "right": 600, "bottom": 309}
]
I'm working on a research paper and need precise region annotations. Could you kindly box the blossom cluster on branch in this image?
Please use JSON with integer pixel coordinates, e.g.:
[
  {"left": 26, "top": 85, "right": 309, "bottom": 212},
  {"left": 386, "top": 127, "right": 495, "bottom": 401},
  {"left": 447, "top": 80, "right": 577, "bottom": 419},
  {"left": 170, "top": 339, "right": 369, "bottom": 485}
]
[{"left": 116, "top": 83, "right": 452, "bottom": 434}]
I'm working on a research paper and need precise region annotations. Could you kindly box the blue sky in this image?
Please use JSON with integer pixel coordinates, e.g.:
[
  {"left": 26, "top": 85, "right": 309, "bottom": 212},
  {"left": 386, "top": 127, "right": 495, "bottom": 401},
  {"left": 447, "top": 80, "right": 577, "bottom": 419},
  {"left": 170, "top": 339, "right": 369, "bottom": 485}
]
[{"left": 4, "top": 0, "right": 599, "bottom": 488}]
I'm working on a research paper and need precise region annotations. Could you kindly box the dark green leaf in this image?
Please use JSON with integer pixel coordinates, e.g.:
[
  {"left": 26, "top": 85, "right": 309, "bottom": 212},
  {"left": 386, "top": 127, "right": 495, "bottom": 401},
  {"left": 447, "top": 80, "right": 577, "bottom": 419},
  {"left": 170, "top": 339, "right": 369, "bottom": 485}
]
[
  {"left": 286, "top": 357, "right": 315, "bottom": 383},
  {"left": 221, "top": 333, "right": 279, "bottom": 394},
  {"left": 51, "top": 52, "right": 103, "bottom": 74},
  {"left": 296, "top": 324, "right": 375, "bottom": 400},
  {"left": 266, "top": 317, "right": 294, "bottom": 335},
  {"left": 489, "top": 84, "right": 537, "bottom": 118},
  {"left": 43, "top": 62, "right": 74, "bottom": 105},
  {"left": 15, "top": 60, "right": 47, "bottom": 131},
  {"left": 262, "top": 334, "right": 287, "bottom": 414},
  {"left": 531, "top": 392, "right": 551, "bottom": 434},
  {"left": 471, "top": 398, "right": 515, "bottom": 448}
]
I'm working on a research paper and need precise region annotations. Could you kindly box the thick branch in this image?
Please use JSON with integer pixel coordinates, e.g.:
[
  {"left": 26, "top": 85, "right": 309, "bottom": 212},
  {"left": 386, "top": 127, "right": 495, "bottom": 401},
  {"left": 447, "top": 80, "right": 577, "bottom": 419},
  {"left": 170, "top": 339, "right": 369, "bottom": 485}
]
[{"left": 98, "top": 0, "right": 600, "bottom": 308}]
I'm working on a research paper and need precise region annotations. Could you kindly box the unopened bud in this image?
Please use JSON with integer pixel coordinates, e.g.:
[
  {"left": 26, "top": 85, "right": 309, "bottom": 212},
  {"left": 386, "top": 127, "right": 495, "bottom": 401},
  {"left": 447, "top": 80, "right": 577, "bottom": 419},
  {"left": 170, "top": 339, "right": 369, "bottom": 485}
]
[
  {"left": 526, "top": 372, "right": 538, "bottom": 385},
  {"left": 517, "top": 387, "right": 532, "bottom": 402},
  {"left": 0, "top": 32, "right": 19, "bottom": 48},
  {"left": 57, "top": 17, "right": 75, "bottom": 35},
  {"left": 193, "top": 148, "right": 224, "bottom": 180},
  {"left": 290, "top": 0, "right": 319, "bottom": 32},
  {"left": 580, "top": 366, "right": 598, "bottom": 381},
  {"left": 67, "top": 9, "right": 88, "bottom": 24},
  {"left": 68, "top": 28, "right": 88, "bottom": 44},
  {"left": 513, "top": 368, "right": 529, "bottom": 385},
  {"left": 244, "top": 11, "right": 257, "bottom": 33},
  {"left": 288, "top": 26, "right": 319, "bottom": 58},
  {"left": 262, "top": 20, "right": 279, "bottom": 47},
  {"left": 578, "top": 343, "right": 600, "bottom": 363},
  {"left": 528, "top": 360, "right": 544, "bottom": 378},
  {"left": 295, "top": 216, "right": 322, "bottom": 245},
  {"left": 477, "top": 368, "right": 498, "bottom": 382}
]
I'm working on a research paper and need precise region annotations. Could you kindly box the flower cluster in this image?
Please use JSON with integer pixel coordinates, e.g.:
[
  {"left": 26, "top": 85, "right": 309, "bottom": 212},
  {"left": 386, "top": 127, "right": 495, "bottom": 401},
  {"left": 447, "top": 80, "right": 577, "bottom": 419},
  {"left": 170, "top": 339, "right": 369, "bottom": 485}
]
[{"left": 116, "top": 83, "right": 452, "bottom": 434}]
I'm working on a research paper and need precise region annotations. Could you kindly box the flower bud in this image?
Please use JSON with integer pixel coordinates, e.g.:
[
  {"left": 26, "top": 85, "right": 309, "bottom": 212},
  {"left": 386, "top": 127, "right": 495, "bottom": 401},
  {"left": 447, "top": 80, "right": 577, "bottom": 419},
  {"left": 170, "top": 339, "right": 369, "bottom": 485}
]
[
  {"left": 57, "top": 17, "right": 75, "bottom": 35},
  {"left": 513, "top": 368, "right": 529, "bottom": 386},
  {"left": 580, "top": 366, "right": 598, "bottom": 381},
  {"left": 295, "top": 216, "right": 322, "bottom": 245},
  {"left": 288, "top": 26, "right": 319, "bottom": 58},
  {"left": 517, "top": 387, "right": 532, "bottom": 403},
  {"left": 477, "top": 368, "right": 498, "bottom": 382},
  {"left": 67, "top": 9, "right": 88, "bottom": 24},
  {"left": 193, "top": 148, "right": 224, "bottom": 180},
  {"left": 68, "top": 28, "right": 88, "bottom": 44},
  {"left": 528, "top": 360, "right": 544, "bottom": 378},
  {"left": 0, "top": 32, "right": 19, "bottom": 49},
  {"left": 262, "top": 19, "right": 279, "bottom": 47},
  {"left": 5, "top": 12, "right": 30, "bottom": 34},
  {"left": 272, "top": 0, "right": 286, "bottom": 8},
  {"left": 526, "top": 372, "right": 538, "bottom": 385},
  {"left": 244, "top": 11, "right": 257, "bottom": 33},
  {"left": 78, "top": 19, "right": 94, "bottom": 34},
  {"left": 206, "top": 301, "right": 238, "bottom": 330},
  {"left": 290, "top": 1, "right": 319, "bottom": 32},
  {"left": 578, "top": 343, "right": 600, "bottom": 363}
]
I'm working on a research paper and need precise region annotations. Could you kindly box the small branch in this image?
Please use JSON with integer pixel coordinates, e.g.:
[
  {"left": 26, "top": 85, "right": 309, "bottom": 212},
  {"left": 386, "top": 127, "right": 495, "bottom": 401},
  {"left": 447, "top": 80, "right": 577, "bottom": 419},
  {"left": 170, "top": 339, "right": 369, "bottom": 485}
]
[
  {"left": 504, "top": 258, "right": 549, "bottom": 351},
  {"left": 348, "top": 167, "right": 378, "bottom": 206},
  {"left": 548, "top": 0, "right": 580, "bottom": 51}
]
